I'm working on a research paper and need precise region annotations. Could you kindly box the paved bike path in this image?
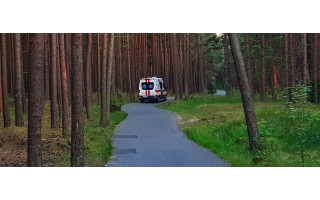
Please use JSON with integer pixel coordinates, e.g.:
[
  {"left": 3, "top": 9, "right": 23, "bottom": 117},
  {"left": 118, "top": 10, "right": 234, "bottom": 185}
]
[{"left": 106, "top": 101, "right": 229, "bottom": 167}]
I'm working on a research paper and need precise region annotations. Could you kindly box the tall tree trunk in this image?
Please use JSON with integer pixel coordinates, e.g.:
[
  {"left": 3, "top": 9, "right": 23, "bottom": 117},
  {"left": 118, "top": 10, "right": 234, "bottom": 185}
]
[
  {"left": 245, "top": 34, "right": 253, "bottom": 93},
  {"left": 97, "top": 33, "right": 101, "bottom": 105},
  {"left": 303, "top": 33, "right": 309, "bottom": 85},
  {"left": 172, "top": 33, "right": 181, "bottom": 99},
  {"left": 0, "top": 42, "right": 2, "bottom": 112},
  {"left": 50, "top": 34, "right": 59, "bottom": 128},
  {"left": 197, "top": 34, "right": 206, "bottom": 95},
  {"left": 27, "top": 33, "right": 44, "bottom": 167},
  {"left": 184, "top": 33, "right": 190, "bottom": 99},
  {"left": 70, "top": 33, "right": 84, "bottom": 167},
  {"left": 106, "top": 33, "right": 115, "bottom": 125},
  {"left": 178, "top": 34, "right": 184, "bottom": 98},
  {"left": 21, "top": 34, "right": 28, "bottom": 113},
  {"left": 290, "top": 34, "right": 295, "bottom": 85},
  {"left": 269, "top": 34, "right": 278, "bottom": 101},
  {"left": 100, "top": 34, "right": 108, "bottom": 126},
  {"left": 1, "top": 34, "right": 11, "bottom": 128},
  {"left": 44, "top": 34, "right": 50, "bottom": 101},
  {"left": 85, "top": 33, "right": 92, "bottom": 119},
  {"left": 223, "top": 34, "right": 232, "bottom": 97},
  {"left": 14, "top": 33, "right": 24, "bottom": 126},
  {"left": 228, "top": 33, "right": 261, "bottom": 152},
  {"left": 59, "top": 33, "right": 70, "bottom": 138},
  {"left": 314, "top": 33, "right": 318, "bottom": 104},
  {"left": 127, "top": 34, "right": 133, "bottom": 101},
  {"left": 284, "top": 33, "right": 289, "bottom": 88},
  {"left": 261, "top": 34, "right": 266, "bottom": 102},
  {"left": 56, "top": 40, "right": 62, "bottom": 124}
]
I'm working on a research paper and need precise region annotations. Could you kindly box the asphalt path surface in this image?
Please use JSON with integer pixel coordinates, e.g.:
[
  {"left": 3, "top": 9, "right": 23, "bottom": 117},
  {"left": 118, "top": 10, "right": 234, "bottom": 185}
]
[{"left": 106, "top": 98, "right": 229, "bottom": 167}]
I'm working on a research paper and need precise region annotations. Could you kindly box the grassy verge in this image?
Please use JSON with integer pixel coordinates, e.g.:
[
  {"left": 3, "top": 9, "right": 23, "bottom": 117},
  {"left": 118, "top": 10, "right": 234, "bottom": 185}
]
[
  {"left": 158, "top": 93, "right": 320, "bottom": 167},
  {"left": 0, "top": 93, "right": 128, "bottom": 167},
  {"left": 84, "top": 106, "right": 127, "bottom": 166}
]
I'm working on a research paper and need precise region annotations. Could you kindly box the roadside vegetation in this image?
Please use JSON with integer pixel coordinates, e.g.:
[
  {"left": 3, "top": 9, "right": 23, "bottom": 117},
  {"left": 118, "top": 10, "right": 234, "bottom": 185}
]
[
  {"left": 0, "top": 92, "right": 129, "bottom": 167},
  {"left": 159, "top": 92, "right": 320, "bottom": 167}
]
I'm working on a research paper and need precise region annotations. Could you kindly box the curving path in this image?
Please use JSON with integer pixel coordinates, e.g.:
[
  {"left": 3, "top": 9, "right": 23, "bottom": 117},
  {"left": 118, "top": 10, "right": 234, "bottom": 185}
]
[{"left": 106, "top": 99, "right": 229, "bottom": 167}]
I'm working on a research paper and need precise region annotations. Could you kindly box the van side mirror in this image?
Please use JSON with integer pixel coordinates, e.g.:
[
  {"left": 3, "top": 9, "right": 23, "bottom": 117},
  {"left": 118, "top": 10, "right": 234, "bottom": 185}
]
[{"left": 165, "top": 86, "right": 168, "bottom": 90}]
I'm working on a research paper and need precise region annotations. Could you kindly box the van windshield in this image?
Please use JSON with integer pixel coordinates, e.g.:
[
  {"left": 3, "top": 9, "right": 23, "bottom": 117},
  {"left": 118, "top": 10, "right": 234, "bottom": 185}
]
[{"left": 141, "top": 82, "right": 154, "bottom": 90}]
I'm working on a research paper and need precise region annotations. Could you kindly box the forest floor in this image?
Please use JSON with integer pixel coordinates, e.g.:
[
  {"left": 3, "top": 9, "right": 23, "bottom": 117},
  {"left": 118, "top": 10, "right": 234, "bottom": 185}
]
[
  {"left": 158, "top": 93, "right": 320, "bottom": 167},
  {"left": 0, "top": 94, "right": 129, "bottom": 167}
]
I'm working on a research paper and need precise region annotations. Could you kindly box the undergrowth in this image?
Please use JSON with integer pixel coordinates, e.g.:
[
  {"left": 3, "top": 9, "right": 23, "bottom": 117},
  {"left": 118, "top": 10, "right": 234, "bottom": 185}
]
[{"left": 159, "top": 92, "right": 320, "bottom": 167}]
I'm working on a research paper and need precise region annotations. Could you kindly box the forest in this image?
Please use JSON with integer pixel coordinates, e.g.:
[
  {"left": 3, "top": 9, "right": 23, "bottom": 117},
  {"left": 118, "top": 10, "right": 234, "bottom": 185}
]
[{"left": 0, "top": 33, "right": 319, "bottom": 167}]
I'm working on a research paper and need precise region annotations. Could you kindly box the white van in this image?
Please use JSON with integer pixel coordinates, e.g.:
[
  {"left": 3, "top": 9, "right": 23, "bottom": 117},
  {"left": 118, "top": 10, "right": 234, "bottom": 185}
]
[{"left": 138, "top": 77, "right": 167, "bottom": 103}]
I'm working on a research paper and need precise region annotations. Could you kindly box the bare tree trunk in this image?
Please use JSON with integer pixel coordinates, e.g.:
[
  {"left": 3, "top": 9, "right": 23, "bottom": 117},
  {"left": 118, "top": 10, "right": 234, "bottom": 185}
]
[
  {"left": 290, "top": 34, "right": 295, "bottom": 85},
  {"left": 44, "top": 34, "right": 50, "bottom": 101},
  {"left": 245, "top": 34, "right": 253, "bottom": 93},
  {"left": 303, "top": 33, "right": 309, "bottom": 85},
  {"left": 1, "top": 34, "right": 11, "bottom": 128},
  {"left": 261, "top": 34, "right": 266, "bottom": 102},
  {"left": 14, "top": 33, "right": 24, "bottom": 126},
  {"left": 127, "top": 34, "right": 133, "bottom": 101},
  {"left": 172, "top": 33, "right": 181, "bottom": 99},
  {"left": 223, "top": 34, "right": 232, "bottom": 97},
  {"left": 85, "top": 33, "right": 92, "bottom": 119},
  {"left": 106, "top": 33, "right": 115, "bottom": 125},
  {"left": 0, "top": 42, "right": 2, "bottom": 112},
  {"left": 97, "top": 34, "right": 101, "bottom": 105},
  {"left": 56, "top": 40, "right": 62, "bottom": 124},
  {"left": 70, "top": 33, "right": 84, "bottom": 167},
  {"left": 27, "top": 33, "right": 44, "bottom": 167},
  {"left": 184, "top": 33, "right": 190, "bottom": 99},
  {"left": 228, "top": 33, "right": 261, "bottom": 152},
  {"left": 197, "top": 34, "right": 206, "bottom": 95},
  {"left": 314, "top": 33, "right": 318, "bottom": 104},
  {"left": 100, "top": 34, "right": 108, "bottom": 126},
  {"left": 50, "top": 34, "right": 59, "bottom": 128},
  {"left": 284, "top": 33, "right": 289, "bottom": 88},
  {"left": 59, "top": 33, "right": 70, "bottom": 138}
]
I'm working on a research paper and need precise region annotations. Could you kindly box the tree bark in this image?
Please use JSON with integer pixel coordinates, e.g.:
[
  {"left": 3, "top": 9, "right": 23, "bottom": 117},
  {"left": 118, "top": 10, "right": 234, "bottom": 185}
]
[
  {"left": 14, "top": 33, "right": 24, "bottom": 126},
  {"left": 261, "top": 34, "right": 266, "bottom": 102},
  {"left": 44, "top": 34, "right": 50, "bottom": 101},
  {"left": 50, "top": 34, "right": 59, "bottom": 128},
  {"left": 56, "top": 39, "right": 62, "bottom": 124},
  {"left": 184, "top": 33, "right": 190, "bottom": 99},
  {"left": 100, "top": 34, "right": 108, "bottom": 126},
  {"left": 85, "top": 33, "right": 92, "bottom": 119},
  {"left": 127, "top": 34, "right": 133, "bottom": 101},
  {"left": 303, "top": 33, "right": 309, "bottom": 85},
  {"left": 27, "top": 33, "right": 44, "bottom": 167},
  {"left": 314, "top": 33, "right": 318, "bottom": 104},
  {"left": 290, "top": 34, "right": 295, "bottom": 85},
  {"left": 172, "top": 33, "right": 181, "bottom": 99},
  {"left": 59, "top": 33, "right": 70, "bottom": 137},
  {"left": 223, "top": 34, "right": 232, "bottom": 97},
  {"left": 228, "top": 33, "right": 261, "bottom": 152},
  {"left": 106, "top": 33, "right": 115, "bottom": 125},
  {"left": 284, "top": 33, "right": 289, "bottom": 88},
  {"left": 70, "top": 33, "right": 84, "bottom": 167},
  {"left": 1, "top": 34, "right": 11, "bottom": 128},
  {"left": 245, "top": 34, "right": 253, "bottom": 93},
  {"left": 178, "top": 34, "right": 184, "bottom": 98},
  {"left": 0, "top": 41, "right": 2, "bottom": 112}
]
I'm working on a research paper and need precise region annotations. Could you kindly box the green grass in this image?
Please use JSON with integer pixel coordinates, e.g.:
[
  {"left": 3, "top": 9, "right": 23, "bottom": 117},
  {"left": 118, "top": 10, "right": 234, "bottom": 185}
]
[
  {"left": 84, "top": 106, "right": 128, "bottom": 167},
  {"left": 158, "top": 93, "right": 320, "bottom": 167},
  {"left": 0, "top": 93, "right": 128, "bottom": 167}
]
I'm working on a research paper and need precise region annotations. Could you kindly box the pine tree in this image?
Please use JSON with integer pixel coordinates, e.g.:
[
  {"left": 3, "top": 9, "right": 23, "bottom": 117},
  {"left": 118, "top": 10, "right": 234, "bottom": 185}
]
[
  {"left": 70, "top": 33, "right": 85, "bottom": 167},
  {"left": 27, "top": 33, "right": 45, "bottom": 167},
  {"left": 228, "top": 33, "right": 261, "bottom": 152}
]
